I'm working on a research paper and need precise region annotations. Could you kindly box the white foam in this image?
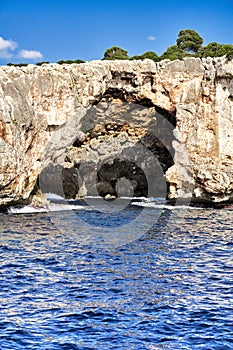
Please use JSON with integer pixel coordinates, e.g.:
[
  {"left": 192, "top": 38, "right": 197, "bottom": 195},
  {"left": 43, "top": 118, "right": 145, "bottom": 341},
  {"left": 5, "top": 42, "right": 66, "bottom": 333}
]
[
  {"left": 131, "top": 201, "right": 203, "bottom": 210},
  {"left": 84, "top": 195, "right": 103, "bottom": 199},
  {"left": 7, "top": 203, "right": 87, "bottom": 215},
  {"left": 45, "top": 193, "right": 65, "bottom": 200},
  {"left": 8, "top": 205, "right": 48, "bottom": 214}
]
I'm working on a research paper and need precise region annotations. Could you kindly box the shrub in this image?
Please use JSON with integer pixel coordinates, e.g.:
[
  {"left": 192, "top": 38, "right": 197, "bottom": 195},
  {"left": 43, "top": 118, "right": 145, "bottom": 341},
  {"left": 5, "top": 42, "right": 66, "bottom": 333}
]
[
  {"left": 103, "top": 46, "right": 129, "bottom": 60},
  {"left": 196, "top": 42, "right": 233, "bottom": 58},
  {"left": 159, "top": 45, "right": 188, "bottom": 61},
  {"left": 57, "top": 59, "right": 85, "bottom": 65},
  {"left": 177, "top": 29, "right": 204, "bottom": 53}
]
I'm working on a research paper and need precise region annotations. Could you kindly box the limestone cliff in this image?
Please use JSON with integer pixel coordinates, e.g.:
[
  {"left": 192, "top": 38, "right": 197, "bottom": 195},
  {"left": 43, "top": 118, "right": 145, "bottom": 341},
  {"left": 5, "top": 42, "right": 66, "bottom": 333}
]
[{"left": 0, "top": 57, "right": 232, "bottom": 208}]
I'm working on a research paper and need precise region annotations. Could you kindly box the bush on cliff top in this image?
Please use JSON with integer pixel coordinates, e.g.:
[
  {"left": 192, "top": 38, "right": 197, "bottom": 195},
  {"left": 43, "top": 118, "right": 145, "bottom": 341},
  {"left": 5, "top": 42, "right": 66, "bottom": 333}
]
[
  {"left": 103, "top": 29, "right": 233, "bottom": 61},
  {"left": 131, "top": 51, "right": 159, "bottom": 62},
  {"left": 196, "top": 42, "right": 233, "bottom": 58},
  {"left": 176, "top": 29, "right": 204, "bottom": 53},
  {"left": 159, "top": 45, "right": 189, "bottom": 61},
  {"left": 6, "top": 29, "right": 233, "bottom": 66},
  {"left": 57, "top": 59, "right": 85, "bottom": 64},
  {"left": 103, "top": 46, "right": 129, "bottom": 60}
]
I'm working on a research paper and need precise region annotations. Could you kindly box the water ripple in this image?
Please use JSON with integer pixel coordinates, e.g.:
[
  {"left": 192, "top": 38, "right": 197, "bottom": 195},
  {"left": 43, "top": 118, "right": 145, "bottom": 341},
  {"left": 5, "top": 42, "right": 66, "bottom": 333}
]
[{"left": 0, "top": 207, "right": 232, "bottom": 349}]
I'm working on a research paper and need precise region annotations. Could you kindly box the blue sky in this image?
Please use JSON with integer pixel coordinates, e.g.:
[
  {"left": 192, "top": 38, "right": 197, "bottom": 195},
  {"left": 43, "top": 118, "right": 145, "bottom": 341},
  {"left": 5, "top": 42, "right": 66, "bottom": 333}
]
[{"left": 0, "top": 0, "right": 232, "bottom": 64}]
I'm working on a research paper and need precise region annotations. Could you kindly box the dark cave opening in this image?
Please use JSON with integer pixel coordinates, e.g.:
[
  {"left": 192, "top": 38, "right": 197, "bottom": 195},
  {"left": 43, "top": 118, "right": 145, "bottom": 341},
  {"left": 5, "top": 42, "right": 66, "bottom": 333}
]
[
  {"left": 71, "top": 90, "right": 176, "bottom": 199},
  {"left": 96, "top": 158, "right": 148, "bottom": 198},
  {"left": 37, "top": 88, "right": 177, "bottom": 201}
]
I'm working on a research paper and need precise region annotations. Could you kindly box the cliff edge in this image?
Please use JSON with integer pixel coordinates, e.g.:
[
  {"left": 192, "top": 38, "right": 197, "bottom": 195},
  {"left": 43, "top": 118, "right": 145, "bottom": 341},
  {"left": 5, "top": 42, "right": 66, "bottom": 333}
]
[{"left": 0, "top": 57, "right": 232, "bottom": 207}]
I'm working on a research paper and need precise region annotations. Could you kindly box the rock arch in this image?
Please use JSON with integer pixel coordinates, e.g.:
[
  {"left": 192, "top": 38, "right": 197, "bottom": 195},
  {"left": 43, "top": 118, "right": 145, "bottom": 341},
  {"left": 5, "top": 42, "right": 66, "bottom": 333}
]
[
  {"left": 0, "top": 57, "right": 232, "bottom": 207},
  {"left": 40, "top": 86, "right": 177, "bottom": 200}
]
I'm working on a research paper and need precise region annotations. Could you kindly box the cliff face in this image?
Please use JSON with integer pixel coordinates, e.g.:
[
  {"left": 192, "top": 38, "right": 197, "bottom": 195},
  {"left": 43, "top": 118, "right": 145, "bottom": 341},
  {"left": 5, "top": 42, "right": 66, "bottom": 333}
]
[{"left": 0, "top": 57, "right": 232, "bottom": 207}]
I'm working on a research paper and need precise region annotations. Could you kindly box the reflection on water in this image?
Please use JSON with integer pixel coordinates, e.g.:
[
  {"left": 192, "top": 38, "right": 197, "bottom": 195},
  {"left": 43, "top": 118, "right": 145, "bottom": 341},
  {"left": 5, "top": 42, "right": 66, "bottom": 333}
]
[{"left": 0, "top": 206, "right": 232, "bottom": 349}]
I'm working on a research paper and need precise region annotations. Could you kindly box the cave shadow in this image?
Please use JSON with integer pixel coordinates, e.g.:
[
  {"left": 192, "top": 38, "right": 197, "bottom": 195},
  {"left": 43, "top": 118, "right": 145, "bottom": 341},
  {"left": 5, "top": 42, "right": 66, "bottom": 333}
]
[{"left": 37, "top": 88, "right": 177, "bottom": 205}]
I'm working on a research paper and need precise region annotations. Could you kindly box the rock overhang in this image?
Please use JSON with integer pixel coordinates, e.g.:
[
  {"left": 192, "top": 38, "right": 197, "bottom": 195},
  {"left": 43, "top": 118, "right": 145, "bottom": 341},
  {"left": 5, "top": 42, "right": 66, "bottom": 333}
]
[{"left": 0, "top": 56, "right": 232, "bottom": 207}]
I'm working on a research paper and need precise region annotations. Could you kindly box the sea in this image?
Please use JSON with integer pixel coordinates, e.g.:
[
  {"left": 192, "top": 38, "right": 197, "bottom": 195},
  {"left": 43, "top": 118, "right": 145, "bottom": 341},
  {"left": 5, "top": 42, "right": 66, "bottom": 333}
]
[{"left": 0, "top": 197, "right": 232, "bottom": 350}]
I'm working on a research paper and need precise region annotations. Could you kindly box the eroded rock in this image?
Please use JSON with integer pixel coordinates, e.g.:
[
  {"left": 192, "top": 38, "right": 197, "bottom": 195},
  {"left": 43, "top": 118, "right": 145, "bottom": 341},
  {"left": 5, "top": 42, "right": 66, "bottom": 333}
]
[{"left": 0, "top": 57, "right": 232, "bottom": 207}]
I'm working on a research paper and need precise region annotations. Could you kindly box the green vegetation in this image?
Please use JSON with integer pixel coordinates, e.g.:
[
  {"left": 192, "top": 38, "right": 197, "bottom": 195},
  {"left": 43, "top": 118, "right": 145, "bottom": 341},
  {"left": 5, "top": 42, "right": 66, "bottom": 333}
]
[
  {"left": 196, "top": 42, "right": 233, "bottom": 58},
  {"left": 56, "top": 59, "right": 85, "bottom": 64},
  {"left": 140, "top": 51, "right": 159, "bottom": 61},
  {"left": 6, "top": 29, "right": 233, "bottom": 66},
  {"left": 103, "top": 29, "right": 233, "bottom": 61},
  {"left": 7, "top": 62, "right": 29, "bottom": 67},
  {"left": 176, "top": 29, "right": 204, "bottom": 53},
  {"left": 103, "top": 46, "right": 129, "bottom": 60},
  {"left": 7, "top": 59, "right": 85, "bottom": 67},
  {"left": 131, "top": 51, "right": 159, "bottom": 62},
  {"left": 35, "top": 61, "right": 50, "bottom": 66},
  {"left": 159, "top": 45, "right": 188, "bottom": 61}
]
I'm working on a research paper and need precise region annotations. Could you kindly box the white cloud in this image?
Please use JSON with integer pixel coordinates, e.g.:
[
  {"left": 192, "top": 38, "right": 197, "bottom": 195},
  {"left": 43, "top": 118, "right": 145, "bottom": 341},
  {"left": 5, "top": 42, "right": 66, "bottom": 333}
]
[
  {"left": 147, "top": 36, "right": 156, "bottom": 41},
  {"left": 0, "top": 36, "right": 17, "bottom": 58},
  {"left": 0, "top": 37, "right": 43, "bottom": 62},
  {"left": 18, "top": 49, "right": 43, "bottom": 60}
]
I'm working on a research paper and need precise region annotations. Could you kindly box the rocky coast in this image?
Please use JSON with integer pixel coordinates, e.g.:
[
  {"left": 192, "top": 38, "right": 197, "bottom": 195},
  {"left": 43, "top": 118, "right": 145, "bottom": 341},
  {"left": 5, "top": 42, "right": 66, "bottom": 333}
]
[{"left": 0, "top": 57, "right": 232, "bottom": 208}]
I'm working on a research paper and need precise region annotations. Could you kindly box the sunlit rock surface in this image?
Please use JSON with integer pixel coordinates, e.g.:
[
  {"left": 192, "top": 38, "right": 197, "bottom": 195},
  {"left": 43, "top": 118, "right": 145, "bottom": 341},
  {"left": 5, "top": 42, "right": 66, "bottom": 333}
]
[{"left": 0, "top": 57, "right": 232, "bottom": 207}]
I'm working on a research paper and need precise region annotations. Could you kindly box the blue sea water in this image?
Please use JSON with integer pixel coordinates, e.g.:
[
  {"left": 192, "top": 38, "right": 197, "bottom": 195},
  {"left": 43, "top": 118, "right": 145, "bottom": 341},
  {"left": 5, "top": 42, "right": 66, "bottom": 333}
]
[{"left": 0, "top": 199, "right": 232, "bottom": 349}]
